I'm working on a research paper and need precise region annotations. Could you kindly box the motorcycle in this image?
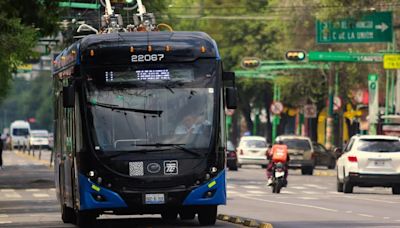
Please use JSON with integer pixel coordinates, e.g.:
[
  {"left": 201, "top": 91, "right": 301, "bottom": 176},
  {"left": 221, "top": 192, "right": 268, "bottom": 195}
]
[{"left": 271, "top": 162, "right": 287, "bottom": 193}]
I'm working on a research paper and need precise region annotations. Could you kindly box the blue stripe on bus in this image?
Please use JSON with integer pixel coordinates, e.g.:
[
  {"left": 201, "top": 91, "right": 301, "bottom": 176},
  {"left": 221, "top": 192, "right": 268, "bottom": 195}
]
[
  {"left": 79, "top": 173, "right": 128, "bottom": 210},
  {"left": 182, "top": 170, "right": 226, "bottom": 205}
]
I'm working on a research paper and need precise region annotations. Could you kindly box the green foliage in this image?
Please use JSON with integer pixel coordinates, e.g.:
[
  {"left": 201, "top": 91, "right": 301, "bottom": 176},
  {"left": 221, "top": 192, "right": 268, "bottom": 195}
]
[
  {"left": 0, "top": 73, "right": 53, "bottom": 131},
  {"left": 0, "top": 0, "right": 62, "bottom": 103}
]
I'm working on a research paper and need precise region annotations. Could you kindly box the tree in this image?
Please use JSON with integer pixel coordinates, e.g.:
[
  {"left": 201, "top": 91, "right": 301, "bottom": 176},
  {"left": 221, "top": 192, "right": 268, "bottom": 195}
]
[{"left": 0, "top": 0, "right": 62, "bottom": 102}]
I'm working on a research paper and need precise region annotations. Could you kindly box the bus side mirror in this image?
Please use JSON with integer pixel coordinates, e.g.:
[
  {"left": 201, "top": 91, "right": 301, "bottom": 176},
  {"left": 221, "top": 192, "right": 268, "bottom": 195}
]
[
  {"left": 226, "top": 87, "right": 237, "bottom": 109},
  {"left": 223, "top": 71, "right": 235, "bottom": 82},
  {"left": 63, "top": 86, "right": 75, "bottom": 108}
]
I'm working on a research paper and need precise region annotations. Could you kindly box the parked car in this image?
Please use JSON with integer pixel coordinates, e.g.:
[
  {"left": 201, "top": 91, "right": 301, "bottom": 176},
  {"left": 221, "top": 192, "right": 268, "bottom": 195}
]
[
  {"left": 29, "top": 130, "right": 50, "bottom": 149},
  {"left": 275, "top": 135, "right": 315, "bottom": 175},
  {"left": 336, "top": 135, "right": 400, "bottom": 194},
  {"left": 226, "top": 140, "right": 238, "bottom": 171},
  {"left": 313, "top": 142, "right": 336, "bottom": 169},
  {"left": 236, "top": 136, "right": 268, "bottom": 168}
]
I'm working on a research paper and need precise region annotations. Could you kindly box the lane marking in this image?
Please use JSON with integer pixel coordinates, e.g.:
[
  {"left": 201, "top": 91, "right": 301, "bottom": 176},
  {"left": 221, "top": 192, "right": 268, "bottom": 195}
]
[
  {"left": 240, "top": 195, "right": 339, "bottom": 212},
  {"left": 227, "top": 185, "right": 236, "bottom": 189},
  {"left": 302, "top": 191, "right": 319, "bottom": 195},
  {"left": 280, "top": 190, "right": 295, "bottom": 194},
  {"left": 343, "top": 196, "right": 399, "bottom": 204},
  {"left": 227, "top": 190, "right": 239, "bottom": 195},
  {"left": 247, "top": 190, "right": 265, "bottom": 194},
  {"left": 298, "top": 197, "right": 318, "bottom": 200},
  {"left": 358, "top": 214, "right": 374, "bottom": 218},
  {"left": 304, "top": 184, "right": 328, "bottom": 190},
  {"left": 242, "top": 186, "right": 261, "bottom": 189},
  {"left": 345, "top": 211, "right": 352, "bottom": 214},
  {"left": 0, "top": 189, "right": 15, "bottom": 192},
  {"left": 5, "top": 193, "right": 22, "bottom": 198},
  {"left": 291, "top": 186, "right": 307, "bottom": 190},
  {"left": 33, "top": 193, "right": 50, "bottom": 198},
  {"left": 26, "top": 189, "right": 40, "bottom": 192},
  {"left": 0, "top": 221, "right": 12, "bottom": 224},
  {"left": 0, "top": 214, "right": 9, "bottom": 218},
  {"left": 383, "top": 217, "right": 390, "bottom": 219}
]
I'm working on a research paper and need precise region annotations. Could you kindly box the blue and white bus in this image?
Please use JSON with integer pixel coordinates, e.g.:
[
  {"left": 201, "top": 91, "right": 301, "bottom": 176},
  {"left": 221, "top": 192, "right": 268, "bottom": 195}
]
[{"left": 53, "top": 30, "right": 236, "bottom": 226}]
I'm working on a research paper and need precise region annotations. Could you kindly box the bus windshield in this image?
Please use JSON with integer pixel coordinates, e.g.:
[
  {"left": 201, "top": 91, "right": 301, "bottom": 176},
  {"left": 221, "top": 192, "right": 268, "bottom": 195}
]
[{"left": 84, "top": 60, "right": 217, "bottom": 152}]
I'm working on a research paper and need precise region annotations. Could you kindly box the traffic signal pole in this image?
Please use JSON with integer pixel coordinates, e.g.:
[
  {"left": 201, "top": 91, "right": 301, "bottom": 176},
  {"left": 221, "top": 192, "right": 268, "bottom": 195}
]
[{"left": 325, "top": 63, "right": 334, "bottom": 149}]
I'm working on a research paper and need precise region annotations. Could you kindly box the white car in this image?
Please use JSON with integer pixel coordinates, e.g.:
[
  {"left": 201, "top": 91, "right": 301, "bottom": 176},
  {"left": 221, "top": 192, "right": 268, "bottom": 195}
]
[
  {"left": 236, "top": 136, "right": 268, "bottom": 168},
  {"left": 336, "top": 135, "right": 400, "bottom": 194},
  {"left": 29, "top": 130, "right": 50, "bottom": 149}
]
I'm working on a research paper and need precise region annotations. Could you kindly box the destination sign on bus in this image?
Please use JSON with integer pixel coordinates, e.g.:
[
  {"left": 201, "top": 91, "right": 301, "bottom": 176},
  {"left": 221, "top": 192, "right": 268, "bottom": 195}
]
[{"left": 101, "top": 68, "right": 194, "bottom": 83}]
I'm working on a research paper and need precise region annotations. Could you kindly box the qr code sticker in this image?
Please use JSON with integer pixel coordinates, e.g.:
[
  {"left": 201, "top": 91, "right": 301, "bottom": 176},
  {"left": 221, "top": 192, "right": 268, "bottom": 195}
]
[{"left": 129, "top": 162, "right": 144, "bottom": 176}]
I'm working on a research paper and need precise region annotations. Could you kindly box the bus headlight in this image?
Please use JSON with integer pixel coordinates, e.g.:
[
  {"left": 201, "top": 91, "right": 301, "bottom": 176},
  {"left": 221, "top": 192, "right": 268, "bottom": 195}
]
[
  {"left": 205, "top": 173, "right": 211, "bottom": 180},
  {"left": 210, "top": 167, "right": 218, "bottom": 174},
  {"left": 89, "top": 171, "right": 96, "bottom": 177}
]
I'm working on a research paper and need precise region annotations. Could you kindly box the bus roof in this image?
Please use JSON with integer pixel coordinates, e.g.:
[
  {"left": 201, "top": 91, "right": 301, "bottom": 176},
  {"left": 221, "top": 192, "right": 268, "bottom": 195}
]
[{"left": 53, "top": 31, "right": 219, "bottom": 73}]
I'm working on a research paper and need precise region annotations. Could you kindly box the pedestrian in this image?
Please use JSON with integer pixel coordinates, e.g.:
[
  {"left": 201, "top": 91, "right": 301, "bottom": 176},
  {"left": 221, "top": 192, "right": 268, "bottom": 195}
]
[{"left": 0, "top": 134, "right": 3, "bottom": 170}]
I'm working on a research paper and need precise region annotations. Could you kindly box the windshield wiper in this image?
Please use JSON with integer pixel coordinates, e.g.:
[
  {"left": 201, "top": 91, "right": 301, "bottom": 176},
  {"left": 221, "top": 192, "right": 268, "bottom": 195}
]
[
  {"left": 135, "top": 143, "right": 203, "bottom": 157},
  {"left": 89, "top": 101, "right": 162, "bottom": 116}
]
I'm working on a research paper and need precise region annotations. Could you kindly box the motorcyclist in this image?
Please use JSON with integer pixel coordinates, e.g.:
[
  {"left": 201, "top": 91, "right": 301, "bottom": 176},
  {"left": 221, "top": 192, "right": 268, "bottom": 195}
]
[{"left": 266, "top": 140, "right": 290, "bottom": 186}]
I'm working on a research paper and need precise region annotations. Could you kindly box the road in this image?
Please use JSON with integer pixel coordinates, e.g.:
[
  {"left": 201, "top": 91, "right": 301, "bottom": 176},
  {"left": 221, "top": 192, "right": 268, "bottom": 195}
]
[
  {"left": 220, "top": 165, "right": 400, "bottom": 228},
  {"left": 0, "top": 150, "right": 237, "bottom": 228},
  {"left": 1, "top": 151, "right": 400, "bottom": 227}
]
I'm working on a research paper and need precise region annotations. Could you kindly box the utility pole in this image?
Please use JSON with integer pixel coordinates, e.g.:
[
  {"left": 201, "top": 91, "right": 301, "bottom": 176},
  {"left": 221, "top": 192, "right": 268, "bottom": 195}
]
[{"left": 325, "top": 63, "right": 334, "bottom": 150}]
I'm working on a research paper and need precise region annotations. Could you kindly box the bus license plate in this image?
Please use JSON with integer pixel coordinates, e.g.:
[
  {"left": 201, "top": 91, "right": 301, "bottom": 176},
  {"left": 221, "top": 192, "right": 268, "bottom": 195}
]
[{"left": 145, "top": 194, "right": 165, "bottom": 204}]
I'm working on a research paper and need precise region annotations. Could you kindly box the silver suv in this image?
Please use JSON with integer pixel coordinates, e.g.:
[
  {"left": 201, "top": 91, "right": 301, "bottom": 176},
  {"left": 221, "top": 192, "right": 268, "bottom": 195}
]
[{"left": 275, "top": 135, "right": 315, "bottom": 175}]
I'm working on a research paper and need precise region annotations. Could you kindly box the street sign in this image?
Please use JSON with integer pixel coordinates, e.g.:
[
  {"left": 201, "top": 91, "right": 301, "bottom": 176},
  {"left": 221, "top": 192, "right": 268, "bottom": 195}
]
[
  {"left": 303, "top": 104, "right": 317, "bottom": 118},
  {"left": 383, "top": 54, "right": 400, "bottom": 69},
  {"left": 308, "top": 51, "right": 383, "bottom": 63},
  {"left": 270, "top": 101, "right": 284, "bottom": 115},
  {"left": 316, "top": 11, "right": 393, "bottom": 43},
  {"left": 368, "top": 74, "right": 379, "bottom": 128}
]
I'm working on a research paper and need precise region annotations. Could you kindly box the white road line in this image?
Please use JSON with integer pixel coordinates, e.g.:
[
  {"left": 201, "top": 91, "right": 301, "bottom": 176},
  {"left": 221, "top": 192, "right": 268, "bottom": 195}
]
[
  {"left": 302, "top": 191, "right": 319, "bottom": 195},
  {"left": 345, "top": 211, "right": 352, "bottom": 214},
  {"left": 343, "top": 196, "right": 399, "bottom": 204},
  {"left": 26, "top": 189, "right": 40, "bottom": 192},
  {"left": 0, "top": 189, "right": 15, "bottom": 192},
  {"left": 240, "top": 195, "right": 339, "bottom": 212},
  {"left": 0, "top": 214, "right": 9, "bottom": 218},
  {"left": 49, "top": 188, "right": 56, "bottom": 191},
  {"left": 304, "top": 184, "right": 328, "bottom": 190},
  {"left": 298, "top": 197, "right": 318, "bottom": 200},
  {"left": 280, "top": 190, "right": 295, "bottom": 194},
  {"left": 358, "top": 214, "right": 374, "bottom": 218},
  {"left": 242, "top": 185, "right": 261, "bottom": 189},
  {"left": 226, "top": 185, "right": 236, "bottom": 189},
  {"left": 291, "top": 186, "right": 307, "bottom": 190},
  {"left": 247, "top": 190, "right": 266, "bottom": 194},
  {"left": 0, "top": 221, "right": 12, "bottom": 224},
  {"left": 5, "top": 193, "right": 22, "bottom": 198},
  {"left": 327, "top": 191, "right": 341, "bottom": 195},
  {"left": 383, "top": 217, "right": 390, "bottom": 219},
  {"left": 33, "top": 193, "right": 50, "bottom": 198},
  {"left": 227, "top": 190, "right": 239, "bottom": 195}
]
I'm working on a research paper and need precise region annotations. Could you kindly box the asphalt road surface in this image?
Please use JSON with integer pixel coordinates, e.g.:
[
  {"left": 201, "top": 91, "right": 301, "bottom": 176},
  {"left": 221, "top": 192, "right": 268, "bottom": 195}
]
[
  {"left": 220, "top": 165, "right": 400, "bottom": 228},
  {"left": 0, "top": 150, "right": 238, "bottom": 228},
  {"left": 1, "top": 150, "right": 400, "bottom": 227}
]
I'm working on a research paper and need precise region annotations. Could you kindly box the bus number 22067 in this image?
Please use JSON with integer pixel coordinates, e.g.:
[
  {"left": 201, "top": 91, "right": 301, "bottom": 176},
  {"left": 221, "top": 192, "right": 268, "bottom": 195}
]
[{"left": 131, "top": 54, "right": 164, "bottom": 62}]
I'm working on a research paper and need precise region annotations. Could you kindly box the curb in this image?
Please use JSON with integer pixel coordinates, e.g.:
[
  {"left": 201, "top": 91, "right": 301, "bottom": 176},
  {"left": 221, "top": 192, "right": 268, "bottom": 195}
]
[{"left": 217, "top": 214, "right": 273, "bottom": 228}]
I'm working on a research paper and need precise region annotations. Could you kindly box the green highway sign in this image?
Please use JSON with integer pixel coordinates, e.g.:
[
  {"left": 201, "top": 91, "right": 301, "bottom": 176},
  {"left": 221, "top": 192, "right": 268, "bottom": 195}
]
[
  {"left": 59, "top": 2, "right": 101, "bottom": 9},
  {"left": 316, "top": 11, "right": 392, "bottom": 43},
  {"left": 308, "top": 51, "right": 383, "bottom": 62}
]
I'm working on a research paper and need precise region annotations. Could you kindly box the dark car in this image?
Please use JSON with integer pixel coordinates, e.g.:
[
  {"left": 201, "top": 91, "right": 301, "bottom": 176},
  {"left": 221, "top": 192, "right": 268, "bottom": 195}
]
[
  {"left": 313, "top": 142, "right": 336, "bottom": 169},
  {"left": 226, "top": 140, "right": 238, "bottom": 171}
]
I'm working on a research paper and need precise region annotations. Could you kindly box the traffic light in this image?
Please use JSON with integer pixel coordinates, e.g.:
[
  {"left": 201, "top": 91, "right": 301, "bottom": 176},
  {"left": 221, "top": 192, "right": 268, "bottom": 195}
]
[
  {"left": 241, "top": 57, "right": 261, "bottom": 69},
  {"left": 285, "top": 50, "right": 306, "bottom": 61}
]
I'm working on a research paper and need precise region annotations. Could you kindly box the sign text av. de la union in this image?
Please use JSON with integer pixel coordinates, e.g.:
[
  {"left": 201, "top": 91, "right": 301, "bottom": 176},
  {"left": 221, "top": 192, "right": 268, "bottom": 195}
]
[{"left": 317, "top": 11, "right": 392, "bottom": 43}]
